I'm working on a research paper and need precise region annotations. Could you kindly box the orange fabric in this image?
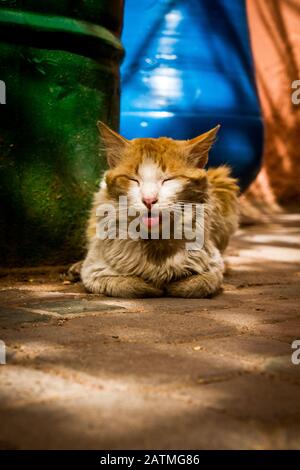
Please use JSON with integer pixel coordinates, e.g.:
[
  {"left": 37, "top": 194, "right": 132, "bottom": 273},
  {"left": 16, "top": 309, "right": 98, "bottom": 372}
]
[{"left": 246, "top": 0, "right": 300, "bottom": 206}]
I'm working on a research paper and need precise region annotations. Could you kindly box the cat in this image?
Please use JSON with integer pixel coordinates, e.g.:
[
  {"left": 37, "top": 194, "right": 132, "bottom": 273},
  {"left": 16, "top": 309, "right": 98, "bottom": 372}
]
[{"left": 79, "top": 121, "right": 239, "bottom": 298}]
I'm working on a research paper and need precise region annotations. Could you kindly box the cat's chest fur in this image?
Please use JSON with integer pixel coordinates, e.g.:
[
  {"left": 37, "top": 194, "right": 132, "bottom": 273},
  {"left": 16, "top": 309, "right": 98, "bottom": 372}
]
[{"left": 101, "top": 238, "right": 223, "bottom": 287}]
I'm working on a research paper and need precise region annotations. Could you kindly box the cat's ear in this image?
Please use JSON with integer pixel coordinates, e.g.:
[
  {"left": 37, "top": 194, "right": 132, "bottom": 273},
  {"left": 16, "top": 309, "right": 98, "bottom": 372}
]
[
  {"left": 97, "top": 121, "right": 129, "bottom": 168},
  {"left": 185, "top": 125, "right": 220, "bottom": 168}
]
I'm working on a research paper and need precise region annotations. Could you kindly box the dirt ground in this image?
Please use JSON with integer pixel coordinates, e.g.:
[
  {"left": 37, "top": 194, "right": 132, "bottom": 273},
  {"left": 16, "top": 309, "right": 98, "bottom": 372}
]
[{"left": 0, "top": 213, "right": 299, "bottom": 450}]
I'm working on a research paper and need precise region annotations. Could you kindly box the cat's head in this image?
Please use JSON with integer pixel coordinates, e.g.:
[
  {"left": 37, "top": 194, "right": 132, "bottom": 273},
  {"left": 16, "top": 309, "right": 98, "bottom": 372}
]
[{"left": 98, "top": 122, "right": 220, "bottom": 227}]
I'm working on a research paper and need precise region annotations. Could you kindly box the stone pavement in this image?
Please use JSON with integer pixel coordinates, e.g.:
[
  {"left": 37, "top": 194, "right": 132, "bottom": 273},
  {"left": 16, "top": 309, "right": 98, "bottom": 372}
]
[{"left": 0, "top": 214, "right": 299, "bottom": 449}]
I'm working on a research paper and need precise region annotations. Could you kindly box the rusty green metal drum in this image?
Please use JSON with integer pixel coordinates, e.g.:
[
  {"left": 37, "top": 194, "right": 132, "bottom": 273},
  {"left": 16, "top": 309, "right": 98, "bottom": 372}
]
[{"left": 0, "top": 1, "right": 124, "bottom": 266}]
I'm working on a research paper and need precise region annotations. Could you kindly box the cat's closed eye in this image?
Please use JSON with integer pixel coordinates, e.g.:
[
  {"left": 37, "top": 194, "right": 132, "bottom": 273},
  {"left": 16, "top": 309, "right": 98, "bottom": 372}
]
[
  {"left": 116, "top": 175, "right": 140, "bottom": 185},
  {"left": 128, "top": 177, "right": 139, "bottom": 184},
  {"left": 162, "top": 177, "right": 176, "bottom": 184}
]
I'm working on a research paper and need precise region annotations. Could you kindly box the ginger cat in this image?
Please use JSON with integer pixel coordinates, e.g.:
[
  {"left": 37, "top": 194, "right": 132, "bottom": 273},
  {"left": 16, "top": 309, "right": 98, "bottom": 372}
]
[{"left": 80, "top": 122, "right": 239, "bottom": 298}]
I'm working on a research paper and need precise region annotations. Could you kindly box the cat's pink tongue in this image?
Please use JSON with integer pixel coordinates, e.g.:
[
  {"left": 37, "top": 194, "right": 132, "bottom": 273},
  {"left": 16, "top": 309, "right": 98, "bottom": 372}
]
[{"left": 141, "top": 215, "right": 160, "bottom": 228}]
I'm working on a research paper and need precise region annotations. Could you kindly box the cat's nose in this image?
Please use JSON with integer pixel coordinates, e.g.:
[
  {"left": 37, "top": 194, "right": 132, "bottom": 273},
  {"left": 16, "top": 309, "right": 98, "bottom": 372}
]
[{"left": 142, "top": 196, "right": 158, "bottom": 210}]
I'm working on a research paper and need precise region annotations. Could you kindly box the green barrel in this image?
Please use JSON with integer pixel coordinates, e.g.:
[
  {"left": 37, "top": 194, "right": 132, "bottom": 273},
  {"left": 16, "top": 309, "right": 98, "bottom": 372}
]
[{"left": 0, "top": 1, "right": 124, "bottom": 266}]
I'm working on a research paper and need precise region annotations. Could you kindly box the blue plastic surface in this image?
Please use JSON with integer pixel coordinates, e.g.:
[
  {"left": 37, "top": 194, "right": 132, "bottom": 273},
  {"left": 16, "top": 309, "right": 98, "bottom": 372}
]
[{"left": 120, "top": 0, "right": 264, "bottom": 191}]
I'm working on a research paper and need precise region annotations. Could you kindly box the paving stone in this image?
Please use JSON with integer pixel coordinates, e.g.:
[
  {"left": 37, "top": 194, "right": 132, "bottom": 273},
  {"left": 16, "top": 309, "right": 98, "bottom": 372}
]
[
  {"left": 199, "top": 305, "right": 300, "bottom": 331},
  {"left": 191, "top": 335, "right": 291, "bottom": 365},
  {"left": 2, "top": 309, "right": 236, "bottom": 346},
  {"left": 253, "top": 318, "right": 300, "bottom": 342},
  {"left": 3, "top": 338, "right": 245, "bottom": 387},
  {"left": 0, "top": 306, "right": 50, "bottom": 327},
  {"left": 178, "top": 374, "right": 300, "bottom": 422},
  {"left": 24, "top": 298, "right": 126, "bottom": 316}
]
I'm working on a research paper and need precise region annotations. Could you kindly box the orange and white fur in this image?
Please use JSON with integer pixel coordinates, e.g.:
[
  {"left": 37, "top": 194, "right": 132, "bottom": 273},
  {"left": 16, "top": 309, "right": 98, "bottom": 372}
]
[{"left": 80, "top": 122, "right": 239, "bottom": 298}]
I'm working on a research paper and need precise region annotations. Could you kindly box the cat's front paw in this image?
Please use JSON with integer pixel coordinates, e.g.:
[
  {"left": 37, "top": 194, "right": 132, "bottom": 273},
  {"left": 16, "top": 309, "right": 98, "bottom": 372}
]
[
  {"left": 83, "top": 275, "right": 164, "bottom": 298},
  {"left": 61, "top": 260, "right": 83, "bottom": 283},
  {"left": 166, "top": 272, "right": 223, "bottom": 298}
]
